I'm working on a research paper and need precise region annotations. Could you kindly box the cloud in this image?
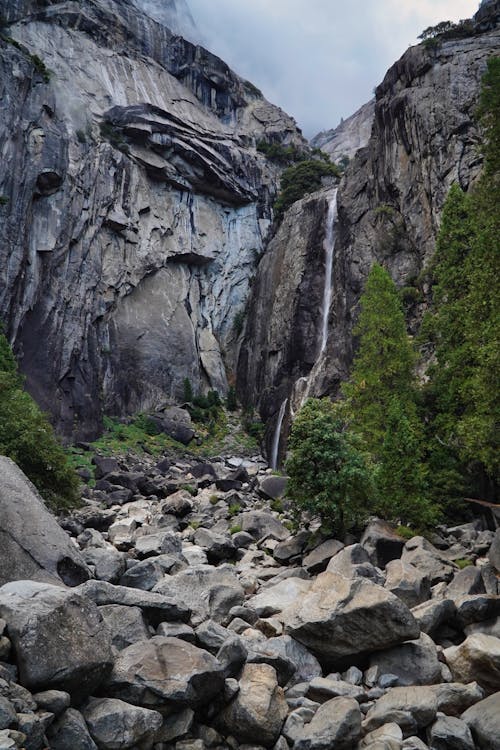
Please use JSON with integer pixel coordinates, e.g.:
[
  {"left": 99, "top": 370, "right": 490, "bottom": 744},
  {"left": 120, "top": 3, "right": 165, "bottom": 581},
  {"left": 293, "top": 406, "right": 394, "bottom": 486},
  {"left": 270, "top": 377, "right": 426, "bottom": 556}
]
[{"left": 186, "top": 0, "right": 479, "bottom": 138}]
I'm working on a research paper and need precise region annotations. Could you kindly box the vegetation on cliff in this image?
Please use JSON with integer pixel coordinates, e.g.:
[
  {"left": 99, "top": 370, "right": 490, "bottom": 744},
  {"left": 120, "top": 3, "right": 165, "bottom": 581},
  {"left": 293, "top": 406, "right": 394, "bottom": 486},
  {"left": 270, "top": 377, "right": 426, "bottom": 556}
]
[{"left": 0, "top": 332, "right": 80, "bottom": 511}]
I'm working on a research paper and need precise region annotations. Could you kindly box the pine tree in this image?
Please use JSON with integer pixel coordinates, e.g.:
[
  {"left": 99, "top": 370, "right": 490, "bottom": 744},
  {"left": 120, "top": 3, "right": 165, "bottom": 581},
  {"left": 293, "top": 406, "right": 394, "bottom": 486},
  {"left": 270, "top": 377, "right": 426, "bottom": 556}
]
[
  {"left": 343, "top": 263, "right": 416, "bottom": 457},
  {"left": 376, "top": 398, "right": 438, "bottom": 527}
]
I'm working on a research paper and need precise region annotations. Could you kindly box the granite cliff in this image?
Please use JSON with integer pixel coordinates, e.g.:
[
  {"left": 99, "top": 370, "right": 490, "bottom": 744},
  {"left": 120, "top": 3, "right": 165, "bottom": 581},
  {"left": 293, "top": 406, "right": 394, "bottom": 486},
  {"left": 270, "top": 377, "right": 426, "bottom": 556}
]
[
  {"left": 238, "top": 3, "right": 500, "bottom": 463},
  {"left": 0, "top": 0, "right": 304, "bottom": 440}
]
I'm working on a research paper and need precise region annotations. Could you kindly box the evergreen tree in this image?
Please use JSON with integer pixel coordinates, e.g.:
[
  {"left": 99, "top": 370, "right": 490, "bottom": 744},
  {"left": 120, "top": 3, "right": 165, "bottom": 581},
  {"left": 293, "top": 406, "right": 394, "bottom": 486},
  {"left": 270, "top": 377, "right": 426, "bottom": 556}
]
[
  {"left": 285, "top": 398, "right": 374, "bottom": 535},
  {"left": 376, "top": 398, "right": 438, "bottom": 527},
  {"left": 424, "top": 57, "right": 500, "bottom": 496},
  {"left": 343, "top": 263, "right": 417, "bottom": 457}
]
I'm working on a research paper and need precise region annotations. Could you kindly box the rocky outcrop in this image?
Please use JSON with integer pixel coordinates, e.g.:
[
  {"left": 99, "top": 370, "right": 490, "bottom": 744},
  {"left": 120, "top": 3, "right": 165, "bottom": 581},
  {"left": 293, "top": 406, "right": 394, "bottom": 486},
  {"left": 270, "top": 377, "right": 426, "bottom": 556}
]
[
  {"left": 239, "top": 5, "right": 500, "bottom": 459},
  {"left": 0, "top": 0, "right": 304, "bottom": 440},
  {"left": 0, "top": 453, "right": 499, "bottom": 748},
  {"left": 0, "top": 456, "right": 90, "bottom": 587},
  {"left": 311, "top": 99, "right": 375, "bottom": 164}
]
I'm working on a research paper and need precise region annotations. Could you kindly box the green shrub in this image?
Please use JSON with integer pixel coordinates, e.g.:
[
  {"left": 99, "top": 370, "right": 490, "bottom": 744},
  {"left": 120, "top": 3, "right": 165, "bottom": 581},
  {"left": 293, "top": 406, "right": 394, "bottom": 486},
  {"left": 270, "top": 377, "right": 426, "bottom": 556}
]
[
  {"left": 181, "top": 484, "right": 198, "bottom": 497},
  {"left": 274, "top": 160, "right": 340, "bottom": 221},
  {"left": 228, "top": 503, "right": 241, "bottom": 517},
  {"left": 209, "top": 494, "right": 219, "bottom": 505},
  {"left": 455, "top": 558, "right": 473, "bottom": 569},
  {"left": 257, "top": 140, "right": 306, "bottom": 165},
  {"left": 270, "top": 498, "right": 284, "bottom": 514},
  {"left": 30, "top": 53, "right": 51, "bottom": 83},
  {"left": 226, "top": 386, "right": 238, "bottom": 412},
  {"left": 285, "top": 398, "right": 374, "bottom": 535},
  {"left": 229, "top": 524, "right": 242, "bottom": 535},
  {"left": 233, "top": 310, "right": 245, "bottom": 336},
  {"left": 0, "top": 196, "right": 8, "bottom": 206},
  {"left": 0, "top": 332, "right": 80, "bottom": 511},
  {"left": 133, "top": 414, "right": 161, "bottom": 436},
  {"left": 183, "top": 377, "right": 193, "bottom": 403}
]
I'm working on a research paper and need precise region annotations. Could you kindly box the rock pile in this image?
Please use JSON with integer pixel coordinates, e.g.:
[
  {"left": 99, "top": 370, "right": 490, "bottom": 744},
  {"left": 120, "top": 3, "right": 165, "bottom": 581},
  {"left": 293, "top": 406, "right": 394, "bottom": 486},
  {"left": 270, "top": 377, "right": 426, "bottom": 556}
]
[{"left": 0, "top": 453, "right": 499, "bottom": 749}]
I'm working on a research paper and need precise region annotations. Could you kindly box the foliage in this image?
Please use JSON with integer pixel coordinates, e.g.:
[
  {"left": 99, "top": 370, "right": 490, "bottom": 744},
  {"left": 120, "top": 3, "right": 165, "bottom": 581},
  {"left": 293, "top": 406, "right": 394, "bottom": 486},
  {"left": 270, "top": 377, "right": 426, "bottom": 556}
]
[
  {"left": 422, "top": 58, "right": 500, "bottom": 497},
  {"left": 30, "top": 53, "right": 51, "bottom": 83},
  {"left": 0, "top": 332, "right": 80, "bottom": 511},
  {"left": 376, "top": 398, "right": 439, "bottom": 526},
  {"left": 226, "top": 386, "right": 238, "bottom": 411},
  {"left": 418, "top": 20, "right": 456, "bottom": 40},
  {"left": 229, "top": 524, "right": 242, "bottom": 535},
  {"left": 99, "top": 121, "right": 129, "bottom": 153},
  {"left": 183, "top": 377, "right": 193, "bottom": 403},
  {"left": 257, "top": 140, "right": 306, "bottom": 165},
  {"left": 0, "top": 196, "right": 8, "bottom": 206},
  {"left": 285, "top": 398, "right": 374, "bottom": 535},
  {"left": 228, "top": 503, "right": 241, "bottom": 517},
  {"left": 455, "top": 558, "right": 473, "bottom": 570},
  {"left": 274, "top": 160, "right": 340, "bottom": 221},
  {"left": 342, "top": 264, "right": 417, "bottom": 457}
]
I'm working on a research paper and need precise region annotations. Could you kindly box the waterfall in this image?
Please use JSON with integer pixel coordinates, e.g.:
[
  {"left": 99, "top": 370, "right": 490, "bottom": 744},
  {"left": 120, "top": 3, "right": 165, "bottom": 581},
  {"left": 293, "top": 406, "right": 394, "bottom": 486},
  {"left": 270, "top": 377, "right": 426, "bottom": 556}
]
[
  {"left": 319, "top": 190, "right": 338, "bottom": 355},
  {"left": 270, "top": 398, "right": 288, "bottom": 470}
]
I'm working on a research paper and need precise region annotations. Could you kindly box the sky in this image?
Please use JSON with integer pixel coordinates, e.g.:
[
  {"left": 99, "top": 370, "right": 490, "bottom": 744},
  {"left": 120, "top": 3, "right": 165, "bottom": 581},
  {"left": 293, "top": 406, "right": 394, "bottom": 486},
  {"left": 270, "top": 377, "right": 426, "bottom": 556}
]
[{"left": 186, "top": 0, "right": 481, "bottom": 138}]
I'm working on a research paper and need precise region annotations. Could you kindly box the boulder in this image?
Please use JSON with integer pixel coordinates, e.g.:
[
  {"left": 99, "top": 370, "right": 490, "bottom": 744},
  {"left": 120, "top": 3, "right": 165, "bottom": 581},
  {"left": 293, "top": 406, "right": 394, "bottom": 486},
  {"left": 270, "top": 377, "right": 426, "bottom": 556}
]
[
  {"left": 77, "top": 580, "right": 189, "bottom": 625},
  {"left": 82, "top": 547, "right": 127, "bottom": 584},
  {"left": 239, "top": 511, "right": 290, "bottom": 542},
  {"left": 453, "top": 594, "right": 500, "bottom": 630},
  {"left": 98, "top": 605, "right": 150, "bottom": 651},
  {"left": 488, "top": 528, "right": 500, "bottom": 572},
  {"left": 281, "top": 572, "right": 419, "bottom": 667},
  {"left": 118, "top": 555, "right": 181, "bottom": 591},
  {"left": 306, "top": 677, "right": 365, "bottom": 703},
  {"left": 359, "top": 723, "right": 403, "bottom": 749},
  {"left": 83, "top": 697, "right": 162, "bottom": 749},
  {"left": 363, "top": 683, "right": 484, "bottom": 735},
  {"left": 0, "top": 456, "right": 90, "bottom": 587},
  {"left": 153, "top": 565, "right": 244, "bottom": 626},
  {"left": 327, "top": 544, "right": 385, "bottom": 584},
  {"left": 302, "top": 539, "right": 344, "bottom": 574},
  {"left": 46, "top": 708, "right": 98, "bottom": 750},
  {"left": 108, "top": 636, "right": 225, "bottom": 710},
  {"left": 92, "top": 456, "right": 120, "bottom": 480},
  {"left": 258, "top": 475, "right": 288, "bottom": 501},
  {"left": 193, "top": 528, "right": 236, "bottom": 563},
  {"left": 447, "top": 566, "right": 485, "bottom": 597},
  {"left": 411, "top": 599, "right": 456, "bottom": 636},
  {"left": 402, "top": 538, "right": 456, "bottom": 585},
  {"left": 249, "top": 578, "right": 311, "bottom": 618},
  {"left": 0, "top": 581, "right": 113, "bottom": 701},
  {"left": 461, "top": 691, "right": 500, "bottom": 749},
  {"left": 427, "top": 714, "right": 474, "bottom": 750},
  {"left": 218, "top": 664, "right": 287, "bottom": 747},
  {"left": 444, "top": 634, "right": 500, "bottom": 695},
  {"left": 273, "top": 532, "right": 309, "bottom": 564},
  {"left": 361, "top": 521, "right": 405, "bottom": 569},
  {"left": 294, "top": 696, "right": 362, "bottom": 750},
  {"left": 369, "top": 633, "right": 442, "bottom": 687},
  {"left": 385, "top": 560, "right": 431, "bottom": 609}
]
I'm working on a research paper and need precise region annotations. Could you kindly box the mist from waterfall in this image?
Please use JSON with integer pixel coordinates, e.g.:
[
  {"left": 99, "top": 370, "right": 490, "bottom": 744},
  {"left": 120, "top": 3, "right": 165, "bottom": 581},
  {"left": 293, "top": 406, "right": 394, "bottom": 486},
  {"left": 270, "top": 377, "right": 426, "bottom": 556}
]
[
  {"left": 270, "top": 398, "right": 288, "bottom": 470},
  {"left": 319, "top": 190, "right": 338, "bottom": 355}
]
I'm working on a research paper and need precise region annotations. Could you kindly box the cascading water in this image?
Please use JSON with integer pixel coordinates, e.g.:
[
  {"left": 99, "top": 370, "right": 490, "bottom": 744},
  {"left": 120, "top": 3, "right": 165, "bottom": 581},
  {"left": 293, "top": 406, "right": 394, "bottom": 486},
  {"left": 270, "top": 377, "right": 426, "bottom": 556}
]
[
  {"left": 270, "top": 398, "right": 288, "bottom": 470},
  {"left": 319, "top": 190, "right": 338, "bottom": 355},
  {"left": 269, "top": 188, "right": 338, "bottom": 467}
]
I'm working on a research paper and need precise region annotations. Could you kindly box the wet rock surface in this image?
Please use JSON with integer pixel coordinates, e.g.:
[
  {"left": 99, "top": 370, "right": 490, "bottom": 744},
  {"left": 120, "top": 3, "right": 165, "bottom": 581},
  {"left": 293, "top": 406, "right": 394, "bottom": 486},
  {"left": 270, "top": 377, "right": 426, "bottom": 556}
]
[{"left": 0, "top": 450, "right": 498, "bottom": 748}]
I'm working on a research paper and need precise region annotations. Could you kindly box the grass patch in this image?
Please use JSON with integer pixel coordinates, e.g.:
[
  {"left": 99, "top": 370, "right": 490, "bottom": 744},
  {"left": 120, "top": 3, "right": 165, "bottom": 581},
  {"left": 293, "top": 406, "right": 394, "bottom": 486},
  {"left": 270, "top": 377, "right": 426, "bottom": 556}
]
[
  {"left": 228, "top": 503, "right": 241, "bottom": 517},
  {"left": 229, "top": 524, "right": 242, "bottom": 535},
  {"left": 455, "top": 558, "right": 474, "bottom": 569},
  {"left": 395, "top": 525, "right": 416, "bottom": 540}
]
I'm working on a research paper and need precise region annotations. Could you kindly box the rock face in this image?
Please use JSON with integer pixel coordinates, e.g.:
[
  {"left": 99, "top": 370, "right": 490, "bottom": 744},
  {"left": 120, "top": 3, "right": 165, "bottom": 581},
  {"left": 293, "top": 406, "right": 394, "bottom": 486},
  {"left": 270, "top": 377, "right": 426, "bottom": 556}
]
[
  {"left": 0, "top": 0, "right": 304, "bottom": 440},
  {"left": 0, "top": 457, "right": 90, "bottom": 587},
  {"left": 239, "top": 6, "right": 500, "bottom": 454},
  {"left": 310, "top": 99, "right": 375, "bottom": 163}
]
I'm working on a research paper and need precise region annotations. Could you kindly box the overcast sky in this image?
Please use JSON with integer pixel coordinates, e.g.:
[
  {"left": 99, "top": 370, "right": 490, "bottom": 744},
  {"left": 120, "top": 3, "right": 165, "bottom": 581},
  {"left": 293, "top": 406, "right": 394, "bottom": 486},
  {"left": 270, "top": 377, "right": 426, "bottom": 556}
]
[{"left": 187, "top": 0, "right": 480, "bottom": 138}]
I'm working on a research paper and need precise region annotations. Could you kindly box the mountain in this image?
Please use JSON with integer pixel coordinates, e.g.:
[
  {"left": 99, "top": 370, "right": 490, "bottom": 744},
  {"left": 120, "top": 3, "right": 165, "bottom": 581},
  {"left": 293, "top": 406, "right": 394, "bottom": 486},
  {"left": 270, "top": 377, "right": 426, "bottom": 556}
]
[
  {"left": 0, "top": 0, "right": 304, "bottom": 440},
  {"left": 238, "top": 3, "right": 500, "bottom": 463}
]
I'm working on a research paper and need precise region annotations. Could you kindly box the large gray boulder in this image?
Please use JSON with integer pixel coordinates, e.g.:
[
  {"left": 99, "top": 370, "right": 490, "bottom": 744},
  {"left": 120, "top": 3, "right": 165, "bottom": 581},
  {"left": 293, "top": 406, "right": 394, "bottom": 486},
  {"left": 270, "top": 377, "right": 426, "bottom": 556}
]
[
  {"left": 461, "top": 691, "right": 500, "bottom": 749},
  {"left": 445, "top": 634, "right": 500, "bottom": 695},
  {"left": 153, "top": 565, "right": 244, "bottom": 625},
  {"left": 294, "top": 696, "right": 362, "bottom": 750},
  {"left": 0, "top": 581, "right": 113, "bottom": 701},
  {"left": 77, "top": 580, "right": 190, "bottom": 625},
  {"left": 384, "top": 560, "right": 431, "bottom": 609},
  {"left": 107, "top": 636, "right": 225, "bottom": 711},
  {"left": 402, "top": 537, "right": 456, "bottom": 585},
  {"left": 217, "top": 663, "right": 287, "bottom": 747},
  {"left": 369, "top": 633, "right": 442, "bottom": 687},
  {"left": 281, "top": 572, "right": 419, "bottom": 667},
  {"left": 46, "top": 708, "right": 98, "bottom": 750},
  {"left": 363, "top": 683, "right": 484, "bottom": 735},
  {"left": 0, "top": 457, "right": 90, "bottom": 587},
  {"left": 361, "top": 520, "right": 405, "bottom": 569},
  {"left": 82, "top": 697, "right": 163, "bottom": 750},
  {"left": 427, "top": 714, "right": 474, "bottom": 750}
]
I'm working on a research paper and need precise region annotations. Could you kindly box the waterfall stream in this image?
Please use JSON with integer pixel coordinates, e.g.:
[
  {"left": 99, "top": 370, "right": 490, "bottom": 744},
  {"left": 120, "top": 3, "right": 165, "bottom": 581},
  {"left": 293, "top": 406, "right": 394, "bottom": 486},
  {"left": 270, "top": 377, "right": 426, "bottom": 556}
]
[
  {"left": 319, "top": 190, "right": 338, "bottom": 355},
  {"left": 270, "top": 398, "right": 288, "bottom": 470}
]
